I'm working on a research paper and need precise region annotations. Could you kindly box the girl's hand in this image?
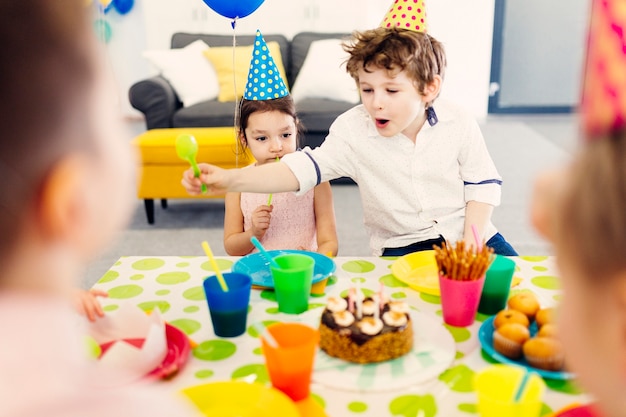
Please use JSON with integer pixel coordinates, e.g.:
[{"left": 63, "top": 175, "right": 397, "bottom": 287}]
[
  {"left": 181, "top": 163, "right": 229, "bottom": 195},
  {"left": 73, "top": 289, "right": 108, "bottom": 322},
  {"left": 250, "top": 205, "right": 272, "bottom": 238}
]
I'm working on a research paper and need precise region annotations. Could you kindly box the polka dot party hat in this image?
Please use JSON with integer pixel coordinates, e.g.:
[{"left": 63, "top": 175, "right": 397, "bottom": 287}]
[
  {"left": 244, "top": 30, "right": 289, "bottom": 101},
  {"left": 580, "top": 0, "right": 626, "bottom": 140},
  {"left": 380, "top": 0, "right": 428, "bottom": 33}
]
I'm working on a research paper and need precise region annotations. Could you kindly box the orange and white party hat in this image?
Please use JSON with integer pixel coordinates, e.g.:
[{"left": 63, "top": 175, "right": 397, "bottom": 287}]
[
  {"left": 580, "top": 0, "right": 626, "bottom": 139},
  {"left": 380, "top": 0, "right": 428, "bottom": 33},
  {"left": 244, "top": 30, "right": 289, "bottom": 101}
]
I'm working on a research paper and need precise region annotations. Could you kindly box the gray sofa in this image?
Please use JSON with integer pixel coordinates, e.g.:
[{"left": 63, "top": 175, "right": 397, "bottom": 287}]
[{"left": 129, "top": 32, "right": 357, "bottom": 162}]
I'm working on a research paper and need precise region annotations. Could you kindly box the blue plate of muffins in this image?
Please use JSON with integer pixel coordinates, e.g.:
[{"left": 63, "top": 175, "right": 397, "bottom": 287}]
[{"left": 478, "top": 316, "right": 575, "bottom": 380}]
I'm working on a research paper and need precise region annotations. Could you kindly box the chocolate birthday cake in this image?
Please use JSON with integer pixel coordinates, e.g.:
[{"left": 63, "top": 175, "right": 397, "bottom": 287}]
[{"left": 319, "top": 296, "right": 413, "bottom": 364}]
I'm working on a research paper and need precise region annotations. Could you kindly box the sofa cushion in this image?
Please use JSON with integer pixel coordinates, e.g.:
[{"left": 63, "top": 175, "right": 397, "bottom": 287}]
[
  {"left": 290, "top": 32, "right": 351, "bottom": 86},
  {"left": 291, "top": 38, "right": 360, "bottom": 105},
  {"left": 297, "top": 98, "right": 355, "bottom": 133},
  {"left": 172, "top": 100, "right": 238, "bottom": 128}
]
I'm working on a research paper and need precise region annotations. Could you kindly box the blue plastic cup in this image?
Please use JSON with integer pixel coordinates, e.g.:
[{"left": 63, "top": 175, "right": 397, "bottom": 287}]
[{"left": 203, "top": 272, "right": 252, "bottom": 337}]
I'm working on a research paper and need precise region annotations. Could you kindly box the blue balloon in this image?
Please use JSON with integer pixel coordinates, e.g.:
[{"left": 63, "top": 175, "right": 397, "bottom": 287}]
[
  {"left": 112, "top": 0, "right": 134, "bottom": 15},
  {"left": 201, "top": 0, "right": 265, "bottom": 19}
]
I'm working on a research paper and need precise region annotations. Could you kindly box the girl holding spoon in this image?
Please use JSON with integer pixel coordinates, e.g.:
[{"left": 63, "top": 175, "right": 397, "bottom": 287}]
[{"left": 223, "top": 31, "right": 338, "bottom": 257}]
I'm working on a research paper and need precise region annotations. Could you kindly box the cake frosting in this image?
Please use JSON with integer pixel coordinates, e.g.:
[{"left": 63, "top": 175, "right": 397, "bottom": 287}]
[{"left": 319, "top": 295, "right": 413, "bottom": 363}]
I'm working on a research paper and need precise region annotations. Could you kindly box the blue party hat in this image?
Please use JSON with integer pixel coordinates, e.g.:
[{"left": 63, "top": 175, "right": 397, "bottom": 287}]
[{"left": 244, "top": 30, "right": 289, "bottom": 100}]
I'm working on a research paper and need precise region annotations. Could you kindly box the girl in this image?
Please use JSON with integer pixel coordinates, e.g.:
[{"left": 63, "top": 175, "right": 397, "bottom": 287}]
[{"left": 223, "top": 96, "right": 338, "bottom": 256}]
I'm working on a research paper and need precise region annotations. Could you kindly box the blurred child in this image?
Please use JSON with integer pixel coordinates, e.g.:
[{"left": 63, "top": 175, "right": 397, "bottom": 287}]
[
  {"left": 183, "top": 5, "right": 516, "bottom": 257},
  {"left": 225, "top": 96, "right": 338, "bottom": 256},
  {"left": 531, "top": 2, "right": 626, "bottom": 416},
  {"left": 0, "top": 1, "right": 194, "bottom": 415}
]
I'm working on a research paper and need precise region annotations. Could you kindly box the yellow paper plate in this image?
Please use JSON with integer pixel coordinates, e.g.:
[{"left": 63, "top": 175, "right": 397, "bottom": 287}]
[
  {"left": 390, "top": 250, "right": 441, "bottom": 295},
  {"left": 391, "top": 251, "right": 523, "bottom": 296},
  {"left": 181, "top": 381, "right": 300, "bottom": 417}
]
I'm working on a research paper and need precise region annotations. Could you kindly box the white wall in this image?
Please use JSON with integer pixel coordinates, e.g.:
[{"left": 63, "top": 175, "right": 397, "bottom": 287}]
[{"left": 103, "top": 0, "right": 495, "bottom": 119}]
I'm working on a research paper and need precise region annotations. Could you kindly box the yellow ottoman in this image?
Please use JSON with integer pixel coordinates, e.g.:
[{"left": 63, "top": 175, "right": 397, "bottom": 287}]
[{"left": 132, "top": 127, "right": 253, "bottom": 224}]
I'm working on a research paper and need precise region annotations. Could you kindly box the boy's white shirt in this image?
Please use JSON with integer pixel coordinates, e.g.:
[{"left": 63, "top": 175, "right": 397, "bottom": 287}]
[{"left": 282, "top": 99, "right": 501, "bottom": 255}]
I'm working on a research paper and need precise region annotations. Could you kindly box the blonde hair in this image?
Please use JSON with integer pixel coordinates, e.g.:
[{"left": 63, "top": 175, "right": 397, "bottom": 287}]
[
  {"left": 554, "top": 135, "right": 626, "bottom": 279},
  {"left": 343, "top": 27, "right": 446, "bottom": 95}
]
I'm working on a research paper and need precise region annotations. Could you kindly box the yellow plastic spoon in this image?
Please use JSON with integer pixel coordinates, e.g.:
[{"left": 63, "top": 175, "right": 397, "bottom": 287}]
[{"left": 175, "top": 134, "right": 207, "bottom": 194}]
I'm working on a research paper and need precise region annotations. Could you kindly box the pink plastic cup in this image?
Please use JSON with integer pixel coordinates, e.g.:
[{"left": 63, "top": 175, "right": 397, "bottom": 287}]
[{"left": 438, "top": 273, "right": 485, "bottom": 327}]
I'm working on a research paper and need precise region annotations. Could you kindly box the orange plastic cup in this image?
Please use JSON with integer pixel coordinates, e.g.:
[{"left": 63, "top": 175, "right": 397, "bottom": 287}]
[{"left": 260, "top": 322, "right": 319, "bottom": 401}]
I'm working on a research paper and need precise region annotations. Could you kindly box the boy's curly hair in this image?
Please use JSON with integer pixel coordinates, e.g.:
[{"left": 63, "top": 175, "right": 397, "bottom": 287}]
[{"left": 343, "top": 27, "right": 446, "bottom": 95}]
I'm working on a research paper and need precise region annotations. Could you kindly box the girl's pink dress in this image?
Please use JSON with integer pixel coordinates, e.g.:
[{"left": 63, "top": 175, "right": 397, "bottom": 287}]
[{"left": 240, "top": 189, "right": 317, "bottom": 252}]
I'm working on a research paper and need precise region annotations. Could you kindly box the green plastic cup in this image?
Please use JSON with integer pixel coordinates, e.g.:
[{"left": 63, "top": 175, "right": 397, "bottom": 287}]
[
  {"left": 478, "top": 255, "right": 517, "bottom": 315},
  {"left": 270, "top": 254, "right": 315, "bottom": 314}
]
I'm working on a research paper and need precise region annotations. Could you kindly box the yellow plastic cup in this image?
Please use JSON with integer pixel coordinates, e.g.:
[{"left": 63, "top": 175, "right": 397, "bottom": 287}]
[{"left": 474, "top": 364, "right": 546, "bottom": 417}]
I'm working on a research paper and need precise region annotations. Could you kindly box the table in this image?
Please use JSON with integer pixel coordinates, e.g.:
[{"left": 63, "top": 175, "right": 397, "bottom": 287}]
[{"left": 92, "top": 255, "right": 590, "bottom": 416}]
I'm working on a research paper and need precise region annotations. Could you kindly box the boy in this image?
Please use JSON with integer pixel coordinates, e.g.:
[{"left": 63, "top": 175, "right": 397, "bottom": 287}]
[
  {"left": 183, "top": 3, "right": 516, "bottom": 256},
  {"left": 0, "top": 1, "right": 194, "bottom": 415}
]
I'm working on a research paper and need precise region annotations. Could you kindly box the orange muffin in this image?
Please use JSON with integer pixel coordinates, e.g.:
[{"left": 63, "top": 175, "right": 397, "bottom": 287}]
[
  {"left": 537, "top": 323, "right": 558, "bottom": 338},
  {"left": 523, "top": 336, "right": 565, "bottom": 371},
  {"left": 493, "top": 309, "right": 530, "bottom": 329},
  {"left": 535, "top": 307, "right": 554, "bottom": 328},
  {"left": 493, "top": 323, "right": 530, "bottom": 359},
  {"left": 507, "top": 293, "right": 541, "bottom": 322}
]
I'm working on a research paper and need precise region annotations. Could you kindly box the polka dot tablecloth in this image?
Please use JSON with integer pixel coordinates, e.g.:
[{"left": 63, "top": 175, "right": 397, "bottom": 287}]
[{"left": 92, "top": 256, "right": 589, "bottom": 416}]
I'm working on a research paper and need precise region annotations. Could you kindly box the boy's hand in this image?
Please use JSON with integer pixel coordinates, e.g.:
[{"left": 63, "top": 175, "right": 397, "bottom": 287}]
[
  {"left": 181, "top": 163, "right": 228, "bottom": 195},
  {"left": 250, "top": 205, "right": 272, "bottom": 238},
  {"left": 73, "top": 289, "right": 108, "bottom": 322}
]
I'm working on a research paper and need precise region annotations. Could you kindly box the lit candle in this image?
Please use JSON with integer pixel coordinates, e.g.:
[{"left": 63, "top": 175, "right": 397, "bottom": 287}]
[
  {"left": 372, "top": 295, "right": 380, "bottom": 320},
  {"left": 378, "top": 282, "right": 385, "bottom": 311},
  {"left": 356, "top": 282, "right": 363, "bottom": 319},
  {"left": 348, "top": 287, "right": 354, "bottom": 313}
]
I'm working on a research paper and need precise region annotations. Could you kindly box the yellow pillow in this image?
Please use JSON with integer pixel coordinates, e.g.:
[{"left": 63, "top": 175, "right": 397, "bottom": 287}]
[{"left": 203, "top": 42, "right": 288, "bottom": 102}]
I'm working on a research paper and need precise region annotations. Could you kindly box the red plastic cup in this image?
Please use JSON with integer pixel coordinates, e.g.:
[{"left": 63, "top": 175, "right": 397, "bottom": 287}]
[
  {"left": 260, "top": 322, "right": 319, "bottom": 401},
  {"left": 438, "top": 273, "right": 485, "bottom": 327}
]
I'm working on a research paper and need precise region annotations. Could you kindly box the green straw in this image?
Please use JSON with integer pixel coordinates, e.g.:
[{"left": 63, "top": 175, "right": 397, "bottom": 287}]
[
  {"left": 266, "top": 157, "right": 279, "bottom": 205},
  {"left": 201, "top": 241, "right": 228, "bottom": 292}
]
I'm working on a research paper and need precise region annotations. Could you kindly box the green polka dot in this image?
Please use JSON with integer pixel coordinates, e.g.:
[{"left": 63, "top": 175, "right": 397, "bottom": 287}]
[
  {"left": 156, "top": 271, "right": 191, "bottom": 285},
  {"left": 193, "top": 340, "right": 236, "bottom": 361},
  {"left": 247, "top": 320, "right": 279, "bottom": 337},
  {"left": 531, "top": 275, "right": 561, "bottom": 290},
  {"left": 475, "top": 312, "right": 488, "bottom": 323},
  {"left": 553, "top": 294, "right": 562, "bottom": 302},
  {"left": 379, "top": 274, "right": 409, "bottom": 288},
  {"left": 231, "top": 363, "right": 269, "bottom": 383},
  {"left": 389, "top": 394, "right": 436, "bottom": 417},
  {"left": 458, "top": 403, "right": 477, "bottom": 413},
  {"left": 544, "top": 378, "right": 584, "bottom": 395},
  {"left": 348, "top": 401, "right": 368, "bottom": 413},
  {"left": 342, "top": 260, "right": 375, "bottom": 273},
  {"left": 176, "top": 262, "right": 190, "bottom": 267},
  {"left": 541, "top": 403, "right": 553, "bottom": 416},
  {"left": 520, "top": 256, "right": 548, "bottom": 262},
  {"left": 200, "top": 259, "right": 233, "bottom": 272},
  {"left": 98, "top": 270, "right": 119, "bottom": 283},
  {"left": 184, "top": 305, "right": 200, "bottom": 313},
  {"left": 391, "top": 291, "right": 406, "bottom": 299},
  {"left": 260, "top": 290, "right": 277, "bottom": 302},
  {"left": 532, "top": 266, "right": 548, "bottom": 272},
  {"left": 194, "top": 369, "right": 214, "bottom": 379},
  {"left": 420, "top": 293, "right": 441, "bottom": 304},
  {"left": 103, "top": 304, "right": 118, "bottom": 312},
  {"left": 265, "top": 307, "right": 279, "bottom": 314},
  {"left": 311, "top": 393, "right": 326, "bottom": 408},
  {"left": 115, "top": 260, "right": 122, "bottom": 266},
  {"left": 183, "top": 286, "right": 206, "bottom": 301},
  {"left": 351, "top": 277, "right": 366, "bottom": 283},
  {"left": 169, "top": 318, "right": 201, "bottom": 335},
  {"left": 131, "top": 258, "right": 165, "bottom": 270},
  {"left": 138, "top": 300, "right": 171, "bottom": 314},
  {"left": 508, "top": 288, "right": 535, "bottom": 299},
  {"left": 308, "top": 303, "right": 325, "bottom": 310},
  {"left": 130, "top": 274, "right": 144, "bottom": 281},
  {"left": 444, "top": 324, "right": 471, "bottom": 343},
  {"left": 107, "top": 284, "right": 143, "bottom": 299},
  {"left": 252, "top": 347, "right": 263, "bottom": 355},
  {"left": 439, "top": 364, "right": 475, "bottom": 392},
  {"left": 339, "top": 288, "right": 375, "bottom": 298},
  {"left": 155, "top": 289, "right": 170, "bottom": 296},
  {"left": 455, "top": 351, "right": 465, "bottom": 360}
]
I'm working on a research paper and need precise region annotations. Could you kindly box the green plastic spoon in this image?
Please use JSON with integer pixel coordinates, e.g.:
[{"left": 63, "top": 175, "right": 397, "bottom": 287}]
[{"left": 175, "top": 134, "right": 207, "bottom": 194}]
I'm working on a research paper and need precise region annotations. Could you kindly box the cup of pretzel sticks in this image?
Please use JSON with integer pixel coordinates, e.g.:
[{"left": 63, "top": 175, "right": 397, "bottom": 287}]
[{"left": 434, "top": 241, "right": 495, "bottom": 327}]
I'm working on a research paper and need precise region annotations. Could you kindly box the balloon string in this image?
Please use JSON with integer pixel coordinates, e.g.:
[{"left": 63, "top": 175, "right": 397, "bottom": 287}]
[{"left": 232, "top": 17, "right": 240, "bottom": 168}]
